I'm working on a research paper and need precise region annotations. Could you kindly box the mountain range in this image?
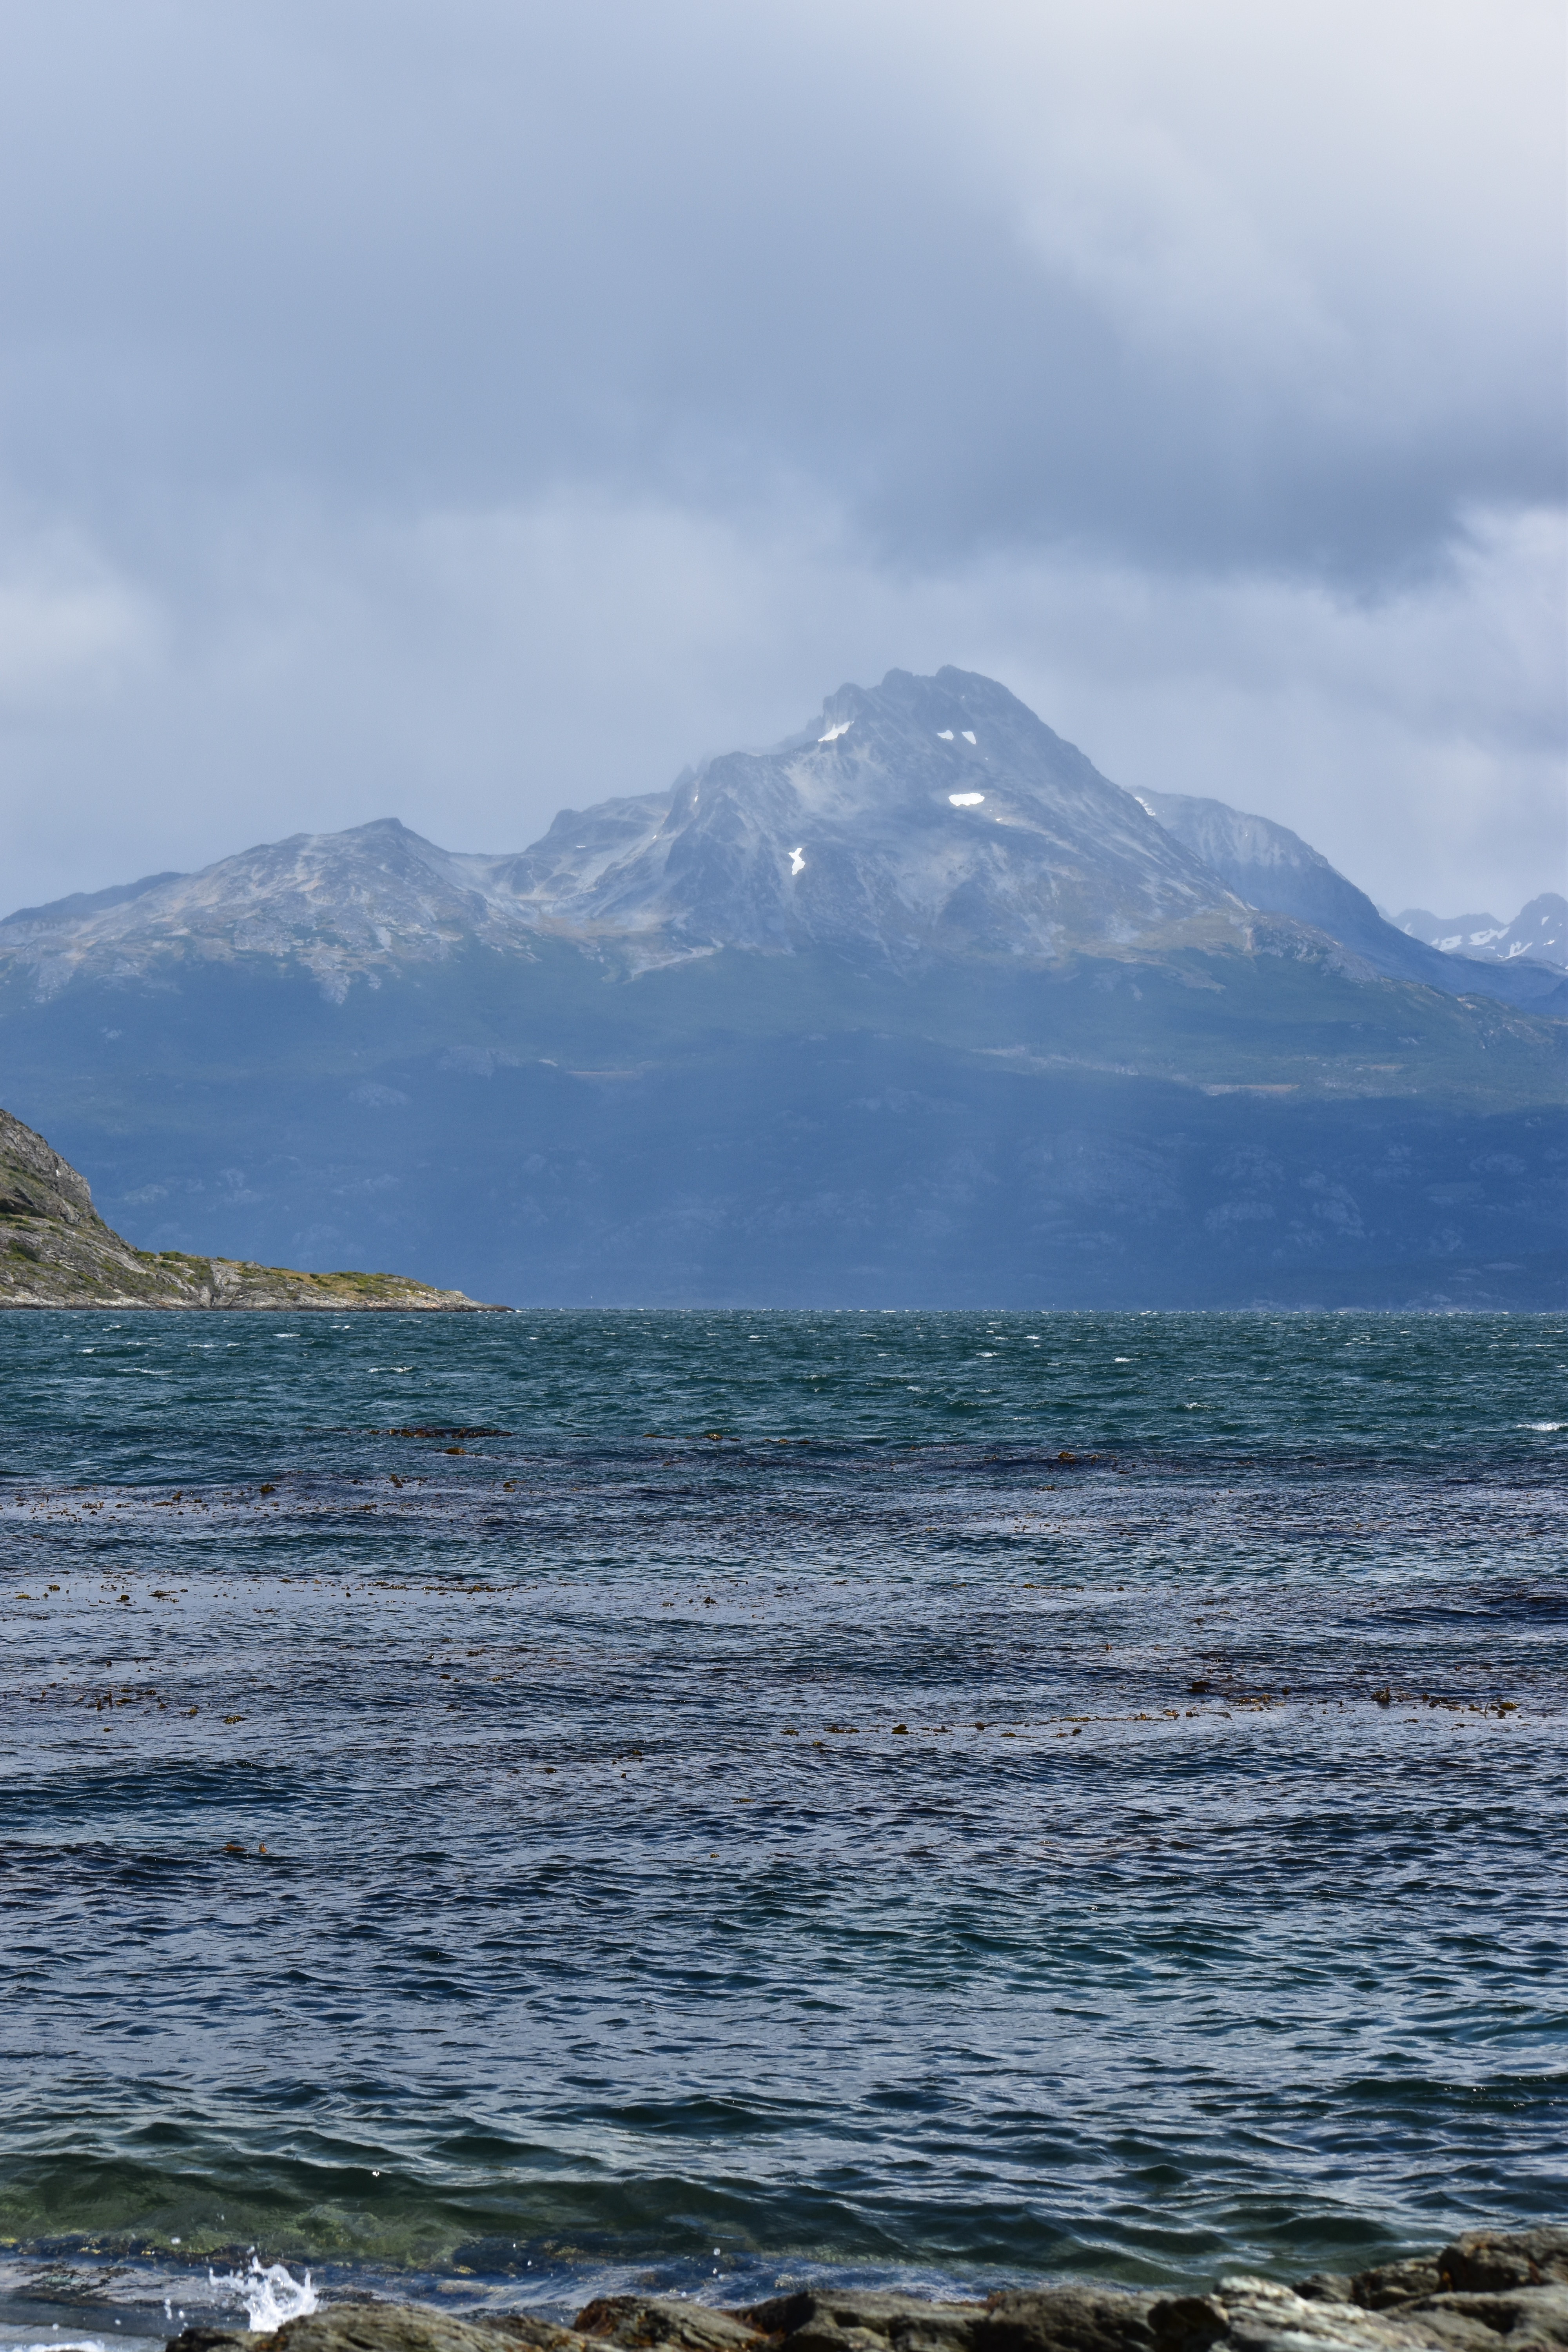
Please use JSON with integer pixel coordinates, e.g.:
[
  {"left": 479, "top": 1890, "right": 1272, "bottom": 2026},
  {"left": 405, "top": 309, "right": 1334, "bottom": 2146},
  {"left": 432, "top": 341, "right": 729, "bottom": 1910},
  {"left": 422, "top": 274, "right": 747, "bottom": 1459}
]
[
  {"left": 1132, "top": 798, "right": 1567, "bottom": 1004},
  {"left": 1390, "top": 896, "right": 1567, "bottom": 971},
  {"left": 0, "top": 666, "right": 1562, "bottom": 1307}
]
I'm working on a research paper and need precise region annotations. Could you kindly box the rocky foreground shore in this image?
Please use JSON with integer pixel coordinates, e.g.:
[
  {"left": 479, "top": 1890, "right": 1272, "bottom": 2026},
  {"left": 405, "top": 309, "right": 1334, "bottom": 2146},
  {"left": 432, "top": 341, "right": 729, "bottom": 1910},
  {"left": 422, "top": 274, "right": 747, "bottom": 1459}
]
[
  {"left": 170, "top": 2229, "right": 1567, "bottom": 2352},
  {"left": 0, "top": 1104, "right": 497, "bottom": 1308}
]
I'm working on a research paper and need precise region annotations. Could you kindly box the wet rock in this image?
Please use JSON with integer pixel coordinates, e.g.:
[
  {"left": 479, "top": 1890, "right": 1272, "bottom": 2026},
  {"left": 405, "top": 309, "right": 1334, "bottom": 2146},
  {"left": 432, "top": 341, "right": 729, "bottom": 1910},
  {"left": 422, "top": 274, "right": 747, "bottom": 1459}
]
[
  {"left": 1293, "top": 2283, "right": 1356, "bottom": 2310},
  {"left": 166, "top": 2306, "right": 563, "bottom": 2352},
  {"left": 576, "top": 2299, "right": 765, "bottom": 2352},
  {"left": 976, "top": 2286, "right": 1159, "bottom": 2352},
  {"left": 1435, "top": 2240, "right": 1568, "bottom": 2298},
  {"left": 736, "top": 2289, "right": 983, "bottom": 2352},
  {"left": 1152, "top": 2277, "right": 1450, "bottom": 2352},
  {"left": 1319, "top": 2234, "right": 1568, "bottom": 2318},
  {"left": 1146, "top": 2274, "right": 1568, "bottom": 2352},
  {"left": 479, "top": 2318, "right": 599, "bottom": 2352},
  {"left": 1146, "top": 2294, "right": 1229, "bottom": 2352},
  {"left": 1349, "top": 2267, "right": 1448, "bottom": 2315},
  {"left": 764, "top": 2324, "right": 891, "bottom": 2352},
  {"left": 1393, "top": 2290, "right": 1568, "bottom": 2350},
  {"left": 161, "top": 2228, "right": 1568, "bottom": 2352}
]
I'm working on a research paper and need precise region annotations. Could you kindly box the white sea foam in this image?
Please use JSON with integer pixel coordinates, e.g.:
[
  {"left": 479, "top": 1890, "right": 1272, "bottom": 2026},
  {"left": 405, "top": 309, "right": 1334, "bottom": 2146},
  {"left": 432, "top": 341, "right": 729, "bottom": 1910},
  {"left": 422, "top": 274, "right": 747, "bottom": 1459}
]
[
  {"left": 1523, "top": 1421, "right": 1565, "bottom": 1431},
  {"left": 209, "top": 2259, "right": 318, "bottom": 2332},
  {"left": 8, "top": 2339, "right": 114, "bottom": 2352}
]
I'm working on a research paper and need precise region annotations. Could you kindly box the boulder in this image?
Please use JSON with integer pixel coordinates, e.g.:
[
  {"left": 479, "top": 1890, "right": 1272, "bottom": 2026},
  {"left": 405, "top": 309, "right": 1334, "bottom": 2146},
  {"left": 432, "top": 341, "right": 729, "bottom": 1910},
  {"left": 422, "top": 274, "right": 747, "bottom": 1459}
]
[
  {"left": 1152, "top": 2278, "right": 1461, "bottom": 2352},
  {"left": 975, "top": 2287, "right": 1159, "bottom": 2352},
  {"left": 1393, "top": 2290, "right": 1568, "bottom": 2350},
  {"left": 738, "top": 2291, "right": 983, "bottom": 2352},
  {"left": 575, "top": 2300, "right": 765, "bottom": 2352},
  {"left": 1349, "top": 2270, "right": 1448, "bottom": 2317},
  {"left": 1145, "top": 2275, "right": 1568, "bottom": 2352},
  {"left": 1435, "top": 2241, "right": 1568, "bottom": 2298}
]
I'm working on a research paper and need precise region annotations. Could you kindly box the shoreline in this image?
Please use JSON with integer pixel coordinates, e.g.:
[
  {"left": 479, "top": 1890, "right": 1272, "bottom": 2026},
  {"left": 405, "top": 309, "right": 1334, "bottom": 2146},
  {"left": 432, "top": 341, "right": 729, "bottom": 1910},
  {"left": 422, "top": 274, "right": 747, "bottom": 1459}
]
[
  {"left": 4, "top": 2229, "right": 1565, "bottom": 2352},
  {"left": 161, "top": 2231, "right": 1568, "bottom": 2352}
]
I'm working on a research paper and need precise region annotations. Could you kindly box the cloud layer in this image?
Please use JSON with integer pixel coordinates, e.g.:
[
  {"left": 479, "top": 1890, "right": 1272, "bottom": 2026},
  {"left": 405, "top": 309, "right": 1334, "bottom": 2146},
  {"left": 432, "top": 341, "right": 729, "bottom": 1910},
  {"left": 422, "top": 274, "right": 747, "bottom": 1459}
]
[{"left": 0, "top": 0, "right": 1561, "bottom": 917}]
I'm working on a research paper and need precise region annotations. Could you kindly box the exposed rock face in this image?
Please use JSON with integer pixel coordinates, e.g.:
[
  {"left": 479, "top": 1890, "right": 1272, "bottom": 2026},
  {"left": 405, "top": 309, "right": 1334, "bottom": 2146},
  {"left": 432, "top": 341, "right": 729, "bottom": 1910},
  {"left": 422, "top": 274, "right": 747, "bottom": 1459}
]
[
  {"left": 162, "top": 2229, "right": 1568, "bottom": 2352},
  {"left": 0, "top": 671, "right": 1313, "bottom": 991},
  {"left": 477, "top": 669, "right": 1241, "bottom": 966},
  {"left": 0, "top": 1104, "right": 496, "bottom": 1309},
  {"left": 1136, "top": 795, "right": 1567, "bottom": 1016},
  {"left": 0, "top": 820, "right": 542, "bottom": 1004},
  {"left": 1135, "top": 792, "right": 1415, "bottom": 968},
  {"left": 0, "top": 1102, "right": 99, "bottom": 1227},
  {"left": 476, "top": 794, "right": 673, "bottom": 931}
]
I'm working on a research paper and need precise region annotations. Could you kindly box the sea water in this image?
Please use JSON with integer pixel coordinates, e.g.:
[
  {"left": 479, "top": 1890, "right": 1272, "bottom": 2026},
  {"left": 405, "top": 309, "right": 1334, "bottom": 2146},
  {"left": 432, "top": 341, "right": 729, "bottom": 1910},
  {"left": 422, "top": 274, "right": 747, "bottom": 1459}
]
[{"left": 0, "top": 1311, "right": 1563, "bottom": 2335}]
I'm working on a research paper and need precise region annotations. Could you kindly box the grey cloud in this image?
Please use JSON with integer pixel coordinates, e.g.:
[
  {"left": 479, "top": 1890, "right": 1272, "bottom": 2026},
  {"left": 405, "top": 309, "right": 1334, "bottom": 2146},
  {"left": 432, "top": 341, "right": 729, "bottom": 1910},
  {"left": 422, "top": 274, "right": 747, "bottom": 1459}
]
[
  {"left": 0, "top": 0, "right": 1560, "bottom": 923},
  {"left": 0, "top": 0, "right": 1559, "bottom": 579},
  {"left": 0, "top": 488, "right": 1560, "bottom": 922}
]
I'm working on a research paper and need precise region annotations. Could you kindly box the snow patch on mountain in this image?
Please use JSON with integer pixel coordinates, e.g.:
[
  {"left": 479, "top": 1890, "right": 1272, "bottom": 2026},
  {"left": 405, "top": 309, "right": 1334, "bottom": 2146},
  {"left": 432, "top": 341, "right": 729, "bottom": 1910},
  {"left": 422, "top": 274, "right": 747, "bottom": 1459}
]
[{"left": 1394, "top": 895, "right": 1566, "bottom": 970}]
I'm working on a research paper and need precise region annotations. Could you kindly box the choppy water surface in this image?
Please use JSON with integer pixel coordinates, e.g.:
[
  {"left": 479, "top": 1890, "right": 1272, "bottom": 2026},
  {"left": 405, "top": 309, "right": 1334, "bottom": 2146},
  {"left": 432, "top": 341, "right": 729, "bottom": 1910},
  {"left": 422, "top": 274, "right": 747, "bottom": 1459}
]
[{"left": 0, "top": 1311, "right": 1564, "bottom": 2336}]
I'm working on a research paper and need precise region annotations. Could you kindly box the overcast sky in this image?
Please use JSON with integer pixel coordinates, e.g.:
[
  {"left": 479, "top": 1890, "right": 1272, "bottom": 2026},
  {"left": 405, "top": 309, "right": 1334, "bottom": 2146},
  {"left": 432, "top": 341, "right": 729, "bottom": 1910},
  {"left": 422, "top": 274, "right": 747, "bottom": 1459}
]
[{"left": 0, "top": 0, "right": 1562, "bottom": 921}]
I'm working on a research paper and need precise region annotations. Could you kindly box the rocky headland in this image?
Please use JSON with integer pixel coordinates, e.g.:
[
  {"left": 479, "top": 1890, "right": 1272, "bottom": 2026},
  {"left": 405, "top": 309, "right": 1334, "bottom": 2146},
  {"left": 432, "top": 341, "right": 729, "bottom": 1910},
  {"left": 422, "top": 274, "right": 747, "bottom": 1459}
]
[
  {"left": 168, "top": 2228, "right": 1568, "bottom": 2352},
  {"left": 0, "top": 1104, "right": 497, "bottom": 1309}
]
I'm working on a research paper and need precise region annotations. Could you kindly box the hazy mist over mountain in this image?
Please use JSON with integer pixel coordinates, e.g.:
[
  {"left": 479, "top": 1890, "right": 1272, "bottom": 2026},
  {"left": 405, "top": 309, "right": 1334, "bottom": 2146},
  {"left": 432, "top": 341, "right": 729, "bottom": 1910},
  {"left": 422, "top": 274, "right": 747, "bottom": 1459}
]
[{"left": 0, "top": 1, "right": 1561, "bottom": 926}]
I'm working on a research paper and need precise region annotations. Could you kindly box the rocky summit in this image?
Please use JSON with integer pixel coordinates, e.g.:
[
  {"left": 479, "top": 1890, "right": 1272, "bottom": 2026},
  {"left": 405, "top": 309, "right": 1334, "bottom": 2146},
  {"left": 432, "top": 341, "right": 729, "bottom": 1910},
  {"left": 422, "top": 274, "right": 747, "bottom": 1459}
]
[
  {"left": 0, "top": 1104, "right": 495, "bottom": 1309},
  {"left": 483, "top": 668, "right": 1241, "bottom": 965},
  {"left": 166, "top": 2229, "right": 1568, "bottom": 2352}
]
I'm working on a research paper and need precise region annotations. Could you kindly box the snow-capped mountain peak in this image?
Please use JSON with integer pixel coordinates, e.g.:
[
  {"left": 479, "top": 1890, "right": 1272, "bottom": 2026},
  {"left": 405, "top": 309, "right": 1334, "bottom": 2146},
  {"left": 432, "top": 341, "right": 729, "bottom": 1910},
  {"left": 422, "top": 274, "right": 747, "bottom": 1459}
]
[{"left": 467, "top": 667, "right": 1236, "bottom": 960}]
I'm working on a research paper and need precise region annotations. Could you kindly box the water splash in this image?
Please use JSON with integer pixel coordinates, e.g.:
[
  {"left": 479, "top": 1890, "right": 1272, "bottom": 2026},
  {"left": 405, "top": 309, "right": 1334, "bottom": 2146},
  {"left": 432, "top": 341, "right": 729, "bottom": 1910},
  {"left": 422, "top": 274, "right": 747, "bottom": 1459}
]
[{"left": 208, "top": 2259, "right": 318, "bottom": 2332}]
